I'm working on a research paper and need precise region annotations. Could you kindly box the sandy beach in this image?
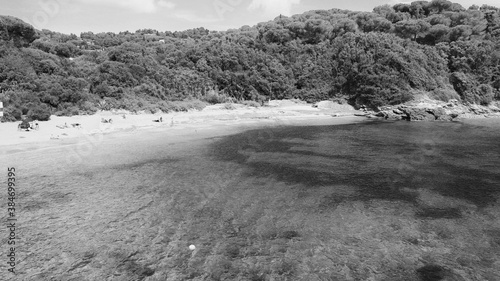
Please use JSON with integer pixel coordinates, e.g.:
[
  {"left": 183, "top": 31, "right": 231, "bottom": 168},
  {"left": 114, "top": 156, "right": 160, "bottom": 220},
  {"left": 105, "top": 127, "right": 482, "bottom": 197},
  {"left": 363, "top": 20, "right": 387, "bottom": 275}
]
[{"left": 0, "top": 101, "right": 366, "bottom": 152}]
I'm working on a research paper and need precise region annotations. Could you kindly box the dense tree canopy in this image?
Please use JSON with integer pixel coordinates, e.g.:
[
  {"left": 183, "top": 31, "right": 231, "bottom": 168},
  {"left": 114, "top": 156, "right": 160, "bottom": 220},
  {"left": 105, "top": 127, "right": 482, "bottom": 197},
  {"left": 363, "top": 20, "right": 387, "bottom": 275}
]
[{"left": 0, "top": 1, "right": 499, "bottom": 121}]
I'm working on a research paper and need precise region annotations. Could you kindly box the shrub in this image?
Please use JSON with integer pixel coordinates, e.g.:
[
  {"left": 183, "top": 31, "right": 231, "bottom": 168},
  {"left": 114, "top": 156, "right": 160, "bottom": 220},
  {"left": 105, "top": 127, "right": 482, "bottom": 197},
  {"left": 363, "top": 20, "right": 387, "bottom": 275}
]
[
  {"left": 143, "top": 104, "right": 159, "bottom": 114},
  {"left": 450, "top": 72, "right": 495, "bottom": 105},
  {"left": 27, "top": 103, "right": 51, "bottom": 121},
  {"left": 430, "top": 88, "right": 460, "bottom": 102},
  {"left": 477, "top": 84, "right": 494, "bottom": 105},
  {"left": 184, "top": 99, "right": 207, "bottom": 111},
  {"left": 160, "top": 100, "right": 207, "bottom": 113},
  {"left": 450, "top": 72, "right": 476, "bottom": 103},
  {"left": 2, "top": 107, "right": 22, "bottom": 121},
  {"left": 54, "top": 103, "right": 80, "bottom": 116},
  {"left": 203, "top": 90, "right": 223, "bottom": 104},
  {"left": 203, "top": 90, "right": 233, "bottom": 104},
  {"left": 79, "top": 101, "right": 98, "bottom": 115},
  {"left": 331, "top": 96, "right": 349, "bottom": 105}
]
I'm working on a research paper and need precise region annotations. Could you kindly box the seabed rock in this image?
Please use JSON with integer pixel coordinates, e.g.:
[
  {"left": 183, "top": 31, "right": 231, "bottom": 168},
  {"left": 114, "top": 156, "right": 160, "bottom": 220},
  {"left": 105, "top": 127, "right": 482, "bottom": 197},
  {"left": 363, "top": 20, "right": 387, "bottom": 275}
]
[{"left": 416, "top": 264, "right": 466, "bottom": 281}]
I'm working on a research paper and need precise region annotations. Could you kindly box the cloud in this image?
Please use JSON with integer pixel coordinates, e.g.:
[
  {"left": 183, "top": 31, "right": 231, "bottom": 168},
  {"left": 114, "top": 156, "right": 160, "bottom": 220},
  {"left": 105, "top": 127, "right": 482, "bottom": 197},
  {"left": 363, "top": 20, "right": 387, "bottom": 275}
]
[
  {"left": 74, "top": 0, "right": 175, "bottom": 13},
  {"left": 157, "top": 0, "right": 176, "bottom": 9},
  {"left": 248, "top": 0, "right": 300, "bottom": 16},
  {"left": 174, "top": 10, "right": 221, "bottom": 23}
]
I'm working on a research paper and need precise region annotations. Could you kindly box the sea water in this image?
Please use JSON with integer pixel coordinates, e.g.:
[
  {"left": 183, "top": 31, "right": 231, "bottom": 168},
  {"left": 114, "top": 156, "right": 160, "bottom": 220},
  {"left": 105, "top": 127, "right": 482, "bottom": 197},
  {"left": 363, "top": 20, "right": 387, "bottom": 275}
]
[
  {"left": 212, "top": 120, "right": 500, "bottom": 209},
  {"left": 5, "top": 120, "right": 500, "bottom": 280}
]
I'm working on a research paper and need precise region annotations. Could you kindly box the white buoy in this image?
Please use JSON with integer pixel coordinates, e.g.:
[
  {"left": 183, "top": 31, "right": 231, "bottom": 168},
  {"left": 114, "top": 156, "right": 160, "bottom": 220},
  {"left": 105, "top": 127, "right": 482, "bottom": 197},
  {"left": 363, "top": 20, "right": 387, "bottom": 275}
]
[{"left": 189, "top": 245, "right": 196, "bottom": 251}]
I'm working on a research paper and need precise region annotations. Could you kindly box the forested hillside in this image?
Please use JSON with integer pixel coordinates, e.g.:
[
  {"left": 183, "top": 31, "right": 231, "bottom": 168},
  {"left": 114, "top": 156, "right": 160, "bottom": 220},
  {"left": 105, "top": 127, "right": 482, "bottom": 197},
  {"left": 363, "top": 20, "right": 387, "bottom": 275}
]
[{"left": 1, "top": 0, "right": 499, "bottom": 121}]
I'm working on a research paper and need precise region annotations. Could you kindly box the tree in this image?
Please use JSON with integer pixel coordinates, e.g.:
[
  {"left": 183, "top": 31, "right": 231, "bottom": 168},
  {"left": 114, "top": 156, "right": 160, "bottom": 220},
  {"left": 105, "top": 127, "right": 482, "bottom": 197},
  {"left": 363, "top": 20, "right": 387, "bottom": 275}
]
[
  {"left": 394, "top": 20, "right": 431, "bottom": 40},
  {"left": 331, "top": 18, "right": 357, "bottom": 38},
  {"left": 410, "top": 1, "right": 430, "bottom": 18},
  {"left": 450, "top": 72, "right": 493, "bottom": 104},
  {"left": 426, "top": 14, "right": 452, "bottom": 26},
  {"left": 422, "top": 24, "right": 450, "bottom": 44},
  {"left": 448, "top": 25, "right": 472, "bottom": 41},
  {"left": 303, "top": 19, "right": 332, "bottom": 44},
  {"left": 355, "top": 12, "right": 392, "bottom": 33},
  {"left": 373, "top": 4, "right": 394, "bottom": 17},
  {"left": 393, "top": 3, "right": 411, "bottom": 14},
  {"left": 428, "top": 0, "right": 453, "bottom": 14},
  {"left": 27, "top": 103, "right": 51, "bottom": 121},
  {"left": 330, "top": 32, "right": 448, "bottom": 108},
  {"left": 0, "top": 16, "right": 38, "bottom": 47}
]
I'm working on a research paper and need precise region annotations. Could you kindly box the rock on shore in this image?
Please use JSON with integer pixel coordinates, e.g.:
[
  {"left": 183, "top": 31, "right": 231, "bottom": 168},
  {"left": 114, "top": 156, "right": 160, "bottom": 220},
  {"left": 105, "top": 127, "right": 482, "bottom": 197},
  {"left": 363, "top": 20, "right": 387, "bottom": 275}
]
[{"left": 372, "top": 99, "right": 500, "bottom": 121}]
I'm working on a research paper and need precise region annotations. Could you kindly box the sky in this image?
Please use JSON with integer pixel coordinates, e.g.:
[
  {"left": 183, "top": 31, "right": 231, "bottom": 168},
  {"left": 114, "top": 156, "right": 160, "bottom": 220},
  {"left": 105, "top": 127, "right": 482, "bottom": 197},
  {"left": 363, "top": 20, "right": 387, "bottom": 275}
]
[{"left": 0, "top": 0, "right": 499, "bottom": 35}]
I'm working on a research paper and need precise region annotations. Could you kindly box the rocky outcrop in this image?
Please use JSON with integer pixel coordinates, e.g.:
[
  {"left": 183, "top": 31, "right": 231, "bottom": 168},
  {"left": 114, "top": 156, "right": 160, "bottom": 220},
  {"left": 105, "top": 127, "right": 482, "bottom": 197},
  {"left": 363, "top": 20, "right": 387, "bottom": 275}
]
[{"left": 371, "top": 99, "right": 500, "bottom": 121}]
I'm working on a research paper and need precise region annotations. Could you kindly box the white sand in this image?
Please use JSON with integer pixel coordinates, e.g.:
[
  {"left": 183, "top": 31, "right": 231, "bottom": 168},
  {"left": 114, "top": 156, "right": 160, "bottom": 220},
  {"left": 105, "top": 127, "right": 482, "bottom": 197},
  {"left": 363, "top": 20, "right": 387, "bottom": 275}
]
[{"left": 0, "top": 102, "right": 365, "bottom": 150}]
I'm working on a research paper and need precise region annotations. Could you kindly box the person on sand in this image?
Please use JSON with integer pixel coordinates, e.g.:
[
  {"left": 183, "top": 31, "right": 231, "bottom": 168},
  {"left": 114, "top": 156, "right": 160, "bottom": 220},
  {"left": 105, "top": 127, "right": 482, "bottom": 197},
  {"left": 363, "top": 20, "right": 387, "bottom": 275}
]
[
  {"left": 18, "top": 119, "right": 31, "bottom": 131},
  {"left": 32, "top": 120, "right": 39, "bottom": 130},
  {"left": 57, "top": 122, "right": 69, "bottom": 129},
  {"left": 159, "top": 117, "right": 163, "bottom": 122}
]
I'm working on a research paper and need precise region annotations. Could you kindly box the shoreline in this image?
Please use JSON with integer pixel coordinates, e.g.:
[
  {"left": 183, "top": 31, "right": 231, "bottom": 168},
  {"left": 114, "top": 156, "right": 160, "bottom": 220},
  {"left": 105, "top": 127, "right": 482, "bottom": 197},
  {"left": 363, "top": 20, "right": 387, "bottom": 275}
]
[
  {"left": 0, "top": 101, "right": 367, "bottom": 154},
  {"left": 2, "top": 99, "right": 499, "bottom": 155}
]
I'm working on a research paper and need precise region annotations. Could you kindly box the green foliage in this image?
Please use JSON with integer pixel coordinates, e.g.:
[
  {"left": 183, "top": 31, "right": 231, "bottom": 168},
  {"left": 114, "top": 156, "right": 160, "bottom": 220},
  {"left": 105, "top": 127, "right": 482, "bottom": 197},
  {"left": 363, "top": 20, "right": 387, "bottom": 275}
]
[
  {"left": 477, "top": 84, "right": 494, "bottom": 105},
  {"left": 331, "top": 32, "right": 448, "bottom": 108},
  {"left": 156, "top": 100, "right": 207, "bottom": 113},
  {"left": 0, "top": 16, "right": 38, "bottom": 47},
  {"left": 394, "top": 19, "right": 431, "bottom": 40},
  {"left": 430, "top": 88, "right": 460, "bottom": 101},
  {"left": 202, "top": 90, "right": 232, "bottom": 104},
  {"left": 449, "top": 72, "right": 494, "bottom": 104},
  {"left": 0, "top": 4, "right": 499, "bottom": 119},
  {"left": 27, "top": 102, "right": 51, "bottom": 121},
  {"left": 1, "top": 106, "right": 22, "bottom": 121}
]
